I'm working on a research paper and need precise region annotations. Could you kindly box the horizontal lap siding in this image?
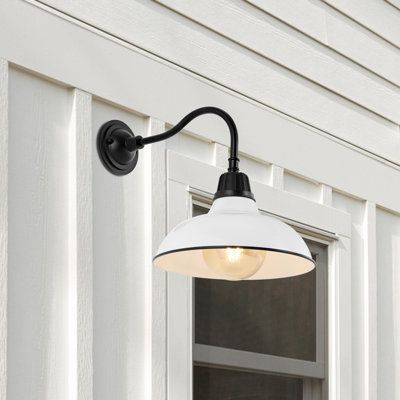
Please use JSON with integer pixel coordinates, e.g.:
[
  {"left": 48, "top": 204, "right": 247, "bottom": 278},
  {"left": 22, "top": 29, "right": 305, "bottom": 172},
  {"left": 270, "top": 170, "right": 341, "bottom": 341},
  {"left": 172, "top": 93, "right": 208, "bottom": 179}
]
[
  {"left": 386, "top": 0, "right": 400, "bottom": 11},
  {"left": 322, "top": 0, "right": 400, "bottom": 49},
  {"left": 157, "top": 0, "right": 400, "bottom": 122},
  {"left": 247, "top": 0, "right": 400, "bottom": 86},
  {"left": 40, "top": 0, "right": 400, "bottom": 164}
]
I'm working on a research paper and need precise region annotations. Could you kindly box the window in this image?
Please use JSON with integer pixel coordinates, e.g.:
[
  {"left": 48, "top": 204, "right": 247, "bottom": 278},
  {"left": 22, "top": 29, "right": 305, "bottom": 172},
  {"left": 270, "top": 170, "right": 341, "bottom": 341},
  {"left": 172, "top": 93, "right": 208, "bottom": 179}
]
[
  {"left": 192, "top": 203, "right": 327, "bottom": 399},
  {"left": 194, "top": 366, "right": 303, "bottom": 400}
]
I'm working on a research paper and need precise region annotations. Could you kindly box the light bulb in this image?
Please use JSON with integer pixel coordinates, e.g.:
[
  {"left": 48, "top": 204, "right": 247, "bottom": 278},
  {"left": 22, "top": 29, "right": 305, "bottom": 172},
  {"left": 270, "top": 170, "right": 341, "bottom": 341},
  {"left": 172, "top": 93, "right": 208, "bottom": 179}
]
[{"left": 202, "top": 247, "right": 266, "bottom": 280}]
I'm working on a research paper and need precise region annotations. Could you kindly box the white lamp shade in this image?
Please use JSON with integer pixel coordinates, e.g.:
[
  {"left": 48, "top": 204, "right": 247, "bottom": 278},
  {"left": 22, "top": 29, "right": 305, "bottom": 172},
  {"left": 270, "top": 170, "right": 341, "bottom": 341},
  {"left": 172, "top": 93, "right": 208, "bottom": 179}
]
[{"left": 154, "top": 197, "right": 315, "bottom": 280}]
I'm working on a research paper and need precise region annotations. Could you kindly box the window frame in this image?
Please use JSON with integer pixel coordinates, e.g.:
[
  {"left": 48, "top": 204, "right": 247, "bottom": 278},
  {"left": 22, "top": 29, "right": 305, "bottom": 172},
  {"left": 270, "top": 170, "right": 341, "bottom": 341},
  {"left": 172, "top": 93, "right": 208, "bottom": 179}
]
[{"left": 166, "top": 151, "right": 352, "bottom": 400}]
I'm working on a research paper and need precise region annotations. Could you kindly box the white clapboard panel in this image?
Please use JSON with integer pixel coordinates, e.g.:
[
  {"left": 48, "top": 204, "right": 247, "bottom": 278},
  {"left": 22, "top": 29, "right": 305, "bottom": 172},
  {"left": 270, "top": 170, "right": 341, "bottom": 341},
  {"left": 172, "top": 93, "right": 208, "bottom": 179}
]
[
  {"left": 7, "top": 67, "right": 71, "bottom": 400},
  {"left": 92, "top": 99, "right": 147, "bottom": 400},
  {"left": 323, "top": 0, "right": 400, "bottom": 49},
  {"left": 247, "top": 0, "right": 400, "bottom": 87},
  {"left": 157, "top": 0, "right": 400, "bottom": 123}
]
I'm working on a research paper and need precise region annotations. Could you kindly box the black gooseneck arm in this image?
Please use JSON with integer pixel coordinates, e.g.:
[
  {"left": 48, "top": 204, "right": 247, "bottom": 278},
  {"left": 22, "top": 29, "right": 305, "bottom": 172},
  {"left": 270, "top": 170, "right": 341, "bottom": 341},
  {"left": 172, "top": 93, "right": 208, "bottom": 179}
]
[
  {"left": 125, "top": 106, "right": 239, "bottom": 172},
  {"left": 97, "top": 106, "right": 254, "bottom": 200}
]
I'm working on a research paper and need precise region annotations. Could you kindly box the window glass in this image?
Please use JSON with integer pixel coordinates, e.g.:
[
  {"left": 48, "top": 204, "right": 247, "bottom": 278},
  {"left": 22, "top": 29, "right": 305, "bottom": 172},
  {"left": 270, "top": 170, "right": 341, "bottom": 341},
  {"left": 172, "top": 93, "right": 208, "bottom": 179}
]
[
  {"left": 192, "top": 203, "right": 327, "bottom": 399},
  {"left": 193, "top": 366, "right": 303, "bottom": 400},
  {"left": 195, "top": 266, "right": 316, "bottom": 360},
  {"left": 194, "top": 202, "right": 322, "bottom": 361}
]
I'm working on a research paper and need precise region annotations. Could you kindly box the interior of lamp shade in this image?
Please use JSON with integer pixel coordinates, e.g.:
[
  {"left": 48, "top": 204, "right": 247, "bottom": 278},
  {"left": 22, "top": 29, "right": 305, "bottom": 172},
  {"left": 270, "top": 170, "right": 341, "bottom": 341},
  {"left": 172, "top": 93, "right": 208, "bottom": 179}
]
[
  {"left": 153, "top": 247, "right": 315, "bottom": 280},
  {"left": 153, "top": 197, "right": 315, "bottom": 280}
]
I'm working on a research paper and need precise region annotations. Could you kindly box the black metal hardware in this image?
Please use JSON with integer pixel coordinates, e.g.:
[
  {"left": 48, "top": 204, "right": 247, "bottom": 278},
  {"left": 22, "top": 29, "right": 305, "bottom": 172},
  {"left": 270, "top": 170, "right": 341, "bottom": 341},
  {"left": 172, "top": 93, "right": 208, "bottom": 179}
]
[
  {"left": 97, "top": 120, "right": 139, "bottom": 176},
  {"left": 97, "top": 107, "right": 254, "bottom": 200},
  {"left": 214, "top": 171, "right": 254, "bottom": 201}
]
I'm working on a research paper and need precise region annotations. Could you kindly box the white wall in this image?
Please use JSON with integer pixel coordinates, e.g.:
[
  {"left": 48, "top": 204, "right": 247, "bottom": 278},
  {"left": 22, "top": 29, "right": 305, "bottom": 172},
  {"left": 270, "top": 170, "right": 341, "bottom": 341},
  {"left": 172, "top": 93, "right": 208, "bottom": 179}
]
[{"left": 0, "top": 0, "right": 399, "bottom": 399}]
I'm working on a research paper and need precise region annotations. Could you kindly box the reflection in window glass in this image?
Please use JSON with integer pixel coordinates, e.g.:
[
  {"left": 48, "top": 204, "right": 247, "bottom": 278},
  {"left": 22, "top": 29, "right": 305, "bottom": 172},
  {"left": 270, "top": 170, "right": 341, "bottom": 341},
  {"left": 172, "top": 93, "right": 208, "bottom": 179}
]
[
  {"left": 195, "top": 263, "right": 316, "bottom": 360},
  {"left": 193, "top": 366, "right": 303, "bottom": 400}
]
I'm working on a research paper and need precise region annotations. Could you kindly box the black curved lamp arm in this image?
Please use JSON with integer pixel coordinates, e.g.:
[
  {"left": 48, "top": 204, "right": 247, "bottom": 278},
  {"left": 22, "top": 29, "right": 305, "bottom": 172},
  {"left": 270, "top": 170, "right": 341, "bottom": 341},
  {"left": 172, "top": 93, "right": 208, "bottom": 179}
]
[
  {"left": 97, "top": 106, "right": 255, "bottom": 203},
  {"left": 97, "top": 106, "right": 253, "bottom": 199},
  {"left": 126, "top": 107, "right": 239, "bottom": 172}
]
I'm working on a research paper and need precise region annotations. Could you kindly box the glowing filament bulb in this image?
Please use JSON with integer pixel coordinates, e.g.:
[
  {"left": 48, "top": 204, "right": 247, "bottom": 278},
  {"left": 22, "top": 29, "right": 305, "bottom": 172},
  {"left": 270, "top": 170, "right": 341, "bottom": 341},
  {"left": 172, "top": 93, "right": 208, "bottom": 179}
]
[
  {"left": 202, "top": 247, "right": 265, "bottom": 280},
  {"left": 225, "top": 247, "right": 243, "bottom": 262}
]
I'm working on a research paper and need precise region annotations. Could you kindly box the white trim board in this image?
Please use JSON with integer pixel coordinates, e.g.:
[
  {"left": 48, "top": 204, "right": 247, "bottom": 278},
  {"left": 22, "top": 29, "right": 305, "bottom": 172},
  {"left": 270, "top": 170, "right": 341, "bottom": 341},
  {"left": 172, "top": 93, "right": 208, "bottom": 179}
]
[
  {"left": 0, "top": 58, "right": 8, "bottom": 400},
  {"left": 168, "top": 151, "right": 351, "bottom": 238},
  {"left": 143, "top": 117, "right": 168, "bottom": 400},
  {"left": 167, "top": 180, "right": 194, "bottom": 400},
  {"left": 193, "top": 344, "right": 325, "bottom": 379},
  {"left": 68, "top": 89, "right": 94, "bottom": 400}
]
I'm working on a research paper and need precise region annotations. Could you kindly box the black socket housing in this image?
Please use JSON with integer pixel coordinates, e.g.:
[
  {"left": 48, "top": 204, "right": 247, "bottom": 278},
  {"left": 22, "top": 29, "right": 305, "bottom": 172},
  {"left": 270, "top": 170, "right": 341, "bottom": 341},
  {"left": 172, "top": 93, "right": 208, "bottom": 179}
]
[{"left": 214, "top": 172, "right": 255, "bottom": 201}]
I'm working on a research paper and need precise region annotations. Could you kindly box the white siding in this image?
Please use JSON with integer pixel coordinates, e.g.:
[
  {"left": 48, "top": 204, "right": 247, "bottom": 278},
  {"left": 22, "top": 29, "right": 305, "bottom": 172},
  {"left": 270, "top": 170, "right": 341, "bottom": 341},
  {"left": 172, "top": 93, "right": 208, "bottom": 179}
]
[
  {"left": 332, "top": 191, "right": 367, "bottom": 400},
  {"left": 7, "top": 67, "right": 71, "bottom": 400},
  {"left": 376, "top": 208, "right": 400, "bottom": 400},
  {"left": 92, "top": 100, "right": 147, "bottom": 399},
  {"left": 0, "top": 0, "right": 399, "bottom": 399},
  {"left": 69, "top": 89, "right": 93, "bottom": 400},
  {"left": 323, "top": 0, "right": 400, "bottom": 48},
  {"left": 33, "top": 0, "right": 400, "bottom": 163},
  {"left": 0, "top": 58, "right": 8, "bottom": 400}
]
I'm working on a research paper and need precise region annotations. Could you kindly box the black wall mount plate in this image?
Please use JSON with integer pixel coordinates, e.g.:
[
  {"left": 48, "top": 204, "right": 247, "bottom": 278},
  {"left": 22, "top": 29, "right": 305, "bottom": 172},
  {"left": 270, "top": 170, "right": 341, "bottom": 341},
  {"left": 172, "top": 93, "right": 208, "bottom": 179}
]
[{"left": 97, "top": 120, "right": 139, "bottom": 176}]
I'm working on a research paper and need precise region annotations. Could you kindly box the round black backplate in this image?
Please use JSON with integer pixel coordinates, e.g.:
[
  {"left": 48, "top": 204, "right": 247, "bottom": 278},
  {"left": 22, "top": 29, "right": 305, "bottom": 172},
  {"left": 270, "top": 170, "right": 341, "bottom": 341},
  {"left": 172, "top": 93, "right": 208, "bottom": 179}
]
[{"left": 97, "top": 120, "right": 139, "bottom": 176}]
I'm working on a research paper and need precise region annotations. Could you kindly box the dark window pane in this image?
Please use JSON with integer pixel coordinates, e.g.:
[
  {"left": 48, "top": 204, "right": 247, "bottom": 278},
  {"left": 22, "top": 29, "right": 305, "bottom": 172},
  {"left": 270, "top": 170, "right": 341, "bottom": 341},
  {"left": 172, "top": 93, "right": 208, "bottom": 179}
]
[
  {"left": 193, "top": 204, "right": 326, "bottom": 361},
  {"left": 195, "top": 268, "right": 316, "bottom": 360},
  {"left": 193, "top": 366, "right": 303, "bottom": 400},
  {"left": 192, "top": 204, "right": 209, "bottom": 217}
]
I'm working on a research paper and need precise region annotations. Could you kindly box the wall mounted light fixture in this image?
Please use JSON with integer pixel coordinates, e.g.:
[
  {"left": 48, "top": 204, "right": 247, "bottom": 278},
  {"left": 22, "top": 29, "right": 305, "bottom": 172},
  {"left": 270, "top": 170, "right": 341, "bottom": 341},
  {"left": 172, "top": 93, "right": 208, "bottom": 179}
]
[{"left": 97, "top": 107, "right": 314, "bottom": 280}]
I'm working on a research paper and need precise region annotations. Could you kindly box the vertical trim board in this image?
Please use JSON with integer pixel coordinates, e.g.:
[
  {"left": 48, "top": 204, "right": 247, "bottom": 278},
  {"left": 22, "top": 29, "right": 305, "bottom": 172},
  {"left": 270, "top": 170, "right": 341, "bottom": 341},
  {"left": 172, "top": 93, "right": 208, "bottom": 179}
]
[
  {"left": 320, "top": 185, "right": 333, "bottom": 207},
  {"left": 0, "top": 58, "right": 8, "bottom": 400},
  {"left": 363, "top": 202, "right": 377, "bottom": 400},
  {"left": 329, "top": 236, "right": 352, "bottom": 400},
  {"left": 212, "top": 143, "right": 229, "bottom": 170},
  {"left": 69, "top": 89, "right": 93, "bottom": 400},
  {"left": 143, "top": 117, "right": 167, "bottom": 400},
  {"left": 268, "top": 164, "right": 284, "bottom": 190},
  {"left": 167, "top": 181, "right": 193, "bottom": 400}
]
